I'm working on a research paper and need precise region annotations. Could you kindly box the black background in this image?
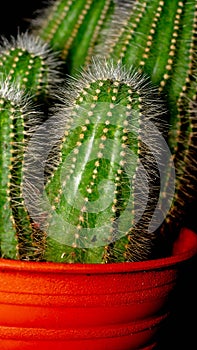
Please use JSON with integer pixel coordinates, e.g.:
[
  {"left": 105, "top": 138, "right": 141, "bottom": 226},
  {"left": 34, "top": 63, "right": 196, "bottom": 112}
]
[
  {"left": 0, "top": 2, "right": 43, "bottom": 37},
  {"left": 0, "top": 1, "right": 197, "bottom": 349}
]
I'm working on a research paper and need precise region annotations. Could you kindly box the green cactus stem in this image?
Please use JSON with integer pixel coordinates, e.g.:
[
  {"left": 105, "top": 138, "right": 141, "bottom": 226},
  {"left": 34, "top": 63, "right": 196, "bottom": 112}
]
[
  {"left": 0, "top": 31, "right": 63, "bottom": 104},
  {"left": 24, "top": 59, "right": 169, "bottom": 263},
  {"left": 0, "top": 78, "right": 45, "bottom": 260},
  {"left": 95, "top": 0, "right": 197, "bottom": 238},
  {"left": 30, "top": 0, "right": 115, "bottom": 76}
]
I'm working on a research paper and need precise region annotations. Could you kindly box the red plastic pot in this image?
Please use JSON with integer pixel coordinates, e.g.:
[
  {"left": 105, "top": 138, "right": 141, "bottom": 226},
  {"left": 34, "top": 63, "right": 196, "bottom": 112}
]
[{"left": 0, "top": 227, "right": 197, "bottom": 350}]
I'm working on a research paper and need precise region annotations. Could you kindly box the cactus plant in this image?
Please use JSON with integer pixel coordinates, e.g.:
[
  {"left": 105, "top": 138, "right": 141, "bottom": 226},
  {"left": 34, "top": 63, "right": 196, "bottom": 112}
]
[
  {"left": 0, "top": 32, "right": 62, "bottom": 260},
  {"left": 30, "top": 0, "right": 115, "bottom": 75},
  {"left": 0, "top": 78, "right": 45, "bottom": 260},
  {"left": 0, "top": 0, "right": 197, "bottom": 263},
  {"left": 94, "top": 0, "right": 197, "bottom": 239},
  {"left": 23, "top": 59, "right": 170, "bottom": 263},
  {"left": 0, "top": 31, "right": 63, "bottom": 104}
]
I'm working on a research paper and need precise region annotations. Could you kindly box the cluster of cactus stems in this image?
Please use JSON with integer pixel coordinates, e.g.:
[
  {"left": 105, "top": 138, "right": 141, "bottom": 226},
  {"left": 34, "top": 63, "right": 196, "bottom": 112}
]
[
  {"left": 0, "top": 0, "right": 197, "bottom": 262},
  {"left": 0, "top": 32, "right": 62, "bottom": 259}
]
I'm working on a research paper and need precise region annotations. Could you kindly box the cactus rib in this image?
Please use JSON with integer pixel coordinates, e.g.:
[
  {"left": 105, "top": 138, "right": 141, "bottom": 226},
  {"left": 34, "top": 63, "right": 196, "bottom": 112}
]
[
  {"left": 0, "top": 79, "right": 44, "bottom": 259},
  {"left": 0, "top": 31, "right": 63, "bottom": 102},
  {"left": 30, "top": 0, "right": 115, "bottom": 75},
  {"left": 95, "top": 0, "right": 197, "bottom": 237}
]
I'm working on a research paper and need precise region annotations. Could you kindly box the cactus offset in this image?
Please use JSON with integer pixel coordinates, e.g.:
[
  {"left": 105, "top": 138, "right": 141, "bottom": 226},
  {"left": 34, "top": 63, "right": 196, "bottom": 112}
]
[
  {"left": 0, "top": 79, "right": 45, "bottom": 260},
  {"left": 0, "top": 32, "right": 62, "bottom": 103},
  {"left": 95, "top": 0, "right": 197, "bottom": 238},
  {"left": 23, "top": 60, "right": 169, "bottom": 263},
  {"left": 30, "top": 0, "right": 115, "bottom": 75}
]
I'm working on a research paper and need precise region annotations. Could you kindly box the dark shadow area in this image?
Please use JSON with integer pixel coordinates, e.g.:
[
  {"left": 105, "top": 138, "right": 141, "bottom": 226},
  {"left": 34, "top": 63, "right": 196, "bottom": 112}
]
[
  {"left": 156, "top": 254, "right": 197, "bottom": 349},
  {"left": 0, "top": 1, "right": 44, "bottom": 37}
]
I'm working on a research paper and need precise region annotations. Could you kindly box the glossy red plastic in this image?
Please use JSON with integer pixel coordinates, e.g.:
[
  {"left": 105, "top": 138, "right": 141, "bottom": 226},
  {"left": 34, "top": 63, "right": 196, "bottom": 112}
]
[{"left": 0, "top": 227, "right": 197, "bottom": 350}]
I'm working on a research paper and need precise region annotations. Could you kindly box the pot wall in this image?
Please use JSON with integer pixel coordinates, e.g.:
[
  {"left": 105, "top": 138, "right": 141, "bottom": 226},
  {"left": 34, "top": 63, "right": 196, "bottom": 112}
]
[{"left": 0, "top": 228, "right": 197, "bottom": 350}]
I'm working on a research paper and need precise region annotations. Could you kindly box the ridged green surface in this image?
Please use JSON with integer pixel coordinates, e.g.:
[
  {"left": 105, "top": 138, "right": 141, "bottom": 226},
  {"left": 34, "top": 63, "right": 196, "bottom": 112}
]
[
  {"left": 30, "top": 0, "right": 115, "bottom": 75},
  {"left": 1, "top": 0, "right": 196, "bottom": 263},
  {"left": 96, "top": 0, "right": 197, "bottom": 236},
  {"left": 0, "top": 32, "right": 62, "bottom": 260},
  {"left": 31, "top": 60, "right": 168, "bottom": 263},
  {"left": 0, "top": 80, "right": 41, "bottom": 259},
  {"left": 0, "top": 32, "right": 62, "bottom": 102}
]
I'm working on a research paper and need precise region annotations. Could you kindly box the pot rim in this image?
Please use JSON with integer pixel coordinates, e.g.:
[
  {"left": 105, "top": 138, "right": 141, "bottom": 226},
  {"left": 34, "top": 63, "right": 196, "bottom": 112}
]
[{"left": 0, "top": 227, "right": 197, "bottom": 274}]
